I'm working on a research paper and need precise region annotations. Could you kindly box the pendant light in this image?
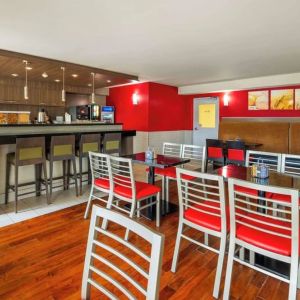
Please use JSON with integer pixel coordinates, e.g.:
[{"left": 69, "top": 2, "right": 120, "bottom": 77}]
[
  {"left": 91, "top": 72, "right": 95, "bottom": 104},
  {"left": 61, "top": 66, "right": 66, "bottom": 102},
  {"left": 23, "top": 60, "right": 29, "bottom": 100}
]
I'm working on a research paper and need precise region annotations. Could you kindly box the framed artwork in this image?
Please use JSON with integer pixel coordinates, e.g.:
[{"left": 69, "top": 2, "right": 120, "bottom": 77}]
[
  {"left": 295, "top": 89, "right": 300, "bottom": 110},
  {"left": 270, "top": 89, "right": 294, "bottom": 110},
  {"left": 248, "top": 90, "right": 269, "bottom": 110}
]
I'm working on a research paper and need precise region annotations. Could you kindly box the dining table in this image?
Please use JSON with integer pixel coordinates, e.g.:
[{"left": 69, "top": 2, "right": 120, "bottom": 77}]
[
  {"left": 212, "top": 164, "right": 300, "bottom": 278},
  {"left": 122, "top": 152, "right": 191, "bottom": 220}
]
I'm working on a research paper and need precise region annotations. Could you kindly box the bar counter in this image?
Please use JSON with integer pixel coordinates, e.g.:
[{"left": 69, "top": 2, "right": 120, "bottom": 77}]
[{"left": 0, "top": 123, "right": 136, "bottom": 202}]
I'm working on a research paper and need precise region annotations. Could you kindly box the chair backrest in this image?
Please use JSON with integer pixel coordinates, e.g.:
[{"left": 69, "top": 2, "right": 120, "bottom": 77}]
[
  {"left": 182, "top": 144, "right": 206, "bottom": 172},
  {"left": 206, "top": 139, "right": 224, "bottom": 159},
  {"left": 102, "top": 132, "right": 122, "bottom": 155},
  {"left": 281, "top": 154, "right": 300, "bottom": 176},
  {"left": 245, "top": 150, "right": 281, "bottom": 172},
  {"left": 89, "top": 151, "right": 111, "bottom": 189},
  {"left": 109, "top": 155, "right": 136, "bottom": 199},
  {"left": 82, "top": 206, "right": 164, "bottom": 300},
  {"left": 15, "top": 136, "right": 46, "bottom": 166},
  {"left": 176, "top": 168, "right": 227, "bottom": 234},
  {"left": 80, "top": 133, "right": 101, "bottom": 155},
  {"left": 228, "top": 178, "right": 299, "bottom": 257},
  {"left": 226, "top": 140, "right": 246, "bottom": 163},
  {"left": 50, "top": 135, "right": 75, "bottom": 159},
  {"left": 162, "top": 142, "right": 182, "bottom": 158}
]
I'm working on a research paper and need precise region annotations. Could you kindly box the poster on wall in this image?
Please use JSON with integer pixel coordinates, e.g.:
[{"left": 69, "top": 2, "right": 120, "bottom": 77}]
[
  {"left": 295, "top": 89, "right": 300, "bottom": 110},
  {"left": 248, "top": 91, "right": 269, "bottom": 110},
  {"left": 270, "top": 89, "right": 294, "bottom": 110}
]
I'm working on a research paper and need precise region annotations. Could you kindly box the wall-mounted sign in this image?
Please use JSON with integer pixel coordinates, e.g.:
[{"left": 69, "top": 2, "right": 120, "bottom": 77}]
[
  {"left": 271, "top": 89, "right": 294, "bottom": 110},
  {"left": 248, "top": 91, "right": 269, "bottom": 110},
  {"left": 198, "top": 103, "right": 216, "bottom": 128}
]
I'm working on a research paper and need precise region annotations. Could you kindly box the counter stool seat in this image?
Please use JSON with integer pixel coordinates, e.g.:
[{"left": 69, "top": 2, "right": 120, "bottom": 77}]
[
  {"left": 5, "top": 137, "right": 49, "bottom": 213},
  {"left": 47, "top": 135, "right": 78, "bottom": 199}
]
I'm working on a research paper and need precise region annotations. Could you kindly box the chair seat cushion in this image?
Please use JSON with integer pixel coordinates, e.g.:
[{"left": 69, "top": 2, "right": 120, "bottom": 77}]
[
  {"left": 94, "top": 178, "right": 110, "bottom": 190},
  {"left": 184, "top": 201, "right": 229, "bottom": 232},
  {"left": 235, "top": 186, "right": 258, "bottom": 196},
  {"left": 114, "top": 181, "right": 160, "bottom": 200},
  {"left": 236, "top": 213, "right": 295, "bottom": 256},
  {"left": 146, "top": 166, "right": 176, "bottom": 178},
  {"left": 266, "top": 192, "right": 300, "bottom": 204}
]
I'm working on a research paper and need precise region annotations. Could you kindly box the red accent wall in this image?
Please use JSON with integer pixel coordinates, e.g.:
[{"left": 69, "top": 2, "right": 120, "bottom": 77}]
[
  {"left": 107, "top": 82, "right": 149, "bottom": 131},
  {"left": 108, "top": 82, "right": 300, "bottom": 132}
]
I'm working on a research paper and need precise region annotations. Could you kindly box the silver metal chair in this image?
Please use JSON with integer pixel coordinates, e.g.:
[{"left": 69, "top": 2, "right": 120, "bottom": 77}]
[
  {"left": 82, "top": 206, "right": 164, "bottom": 300},
  {"left": 223, "top": 178, "right": 299, "bottom": 300},
  {"left": 171, "top": 168, "right": 227, "bottom": 299},
  {"left": 84, "top": 152, "right": 111, "bottom": 219},
  {"left": 281, "top": 153, "right": 300, "bottom": 176},
  {"left": 245, "top": 150, "right": 281, "bottom": 172}
]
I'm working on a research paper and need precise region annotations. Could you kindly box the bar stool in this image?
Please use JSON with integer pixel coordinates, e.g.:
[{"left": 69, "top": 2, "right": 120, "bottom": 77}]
[
  {"left": 102, "top": 132, "right": 122, "bottom": 155},
  {"left": 48, "top": 135, "right": 79, "bottom": 199},
  {"left": 5, "top": 137, "right": 49, "bottom": 213},
  {"left": 77, "top": 133, "right": 101, "bottom": 195}
]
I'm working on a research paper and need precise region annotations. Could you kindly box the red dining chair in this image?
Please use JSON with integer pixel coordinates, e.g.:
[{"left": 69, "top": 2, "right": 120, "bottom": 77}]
[
  {"left": 223, "top": 178, "right": 299, "bottom": 300},
  {"left": 205, "top": 139, "right": 225, "bottom": 172},
  {"left": 84, "top": 152, "right": 111, "bottom": 219},
  {"left": 226, "top": 140, "right": 246, "bottom": 166},
  {"left": 105, "top": 155, "right": 161, "bottom": 239},
  {"left": 171, "top": 168, "right": 228, "bottom": 299}
]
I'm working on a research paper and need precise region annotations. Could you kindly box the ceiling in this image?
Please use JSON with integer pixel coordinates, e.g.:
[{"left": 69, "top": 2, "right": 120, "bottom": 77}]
[
  {"left": 1, "top": 0, "right": 300, "bottom": 87},
  {"left": 0, "top": 50, "right": 137, "bottom": 88}
]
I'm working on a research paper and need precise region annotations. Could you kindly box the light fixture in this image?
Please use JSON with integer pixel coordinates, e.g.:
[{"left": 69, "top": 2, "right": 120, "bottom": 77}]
[
  {"left": 223, "top": 93, "right": 230, "bottom": 106},
  {"left": 87, "top": 83, "right": 92, "bottom": 87},
  {"left": 91, "top": 72, "right": 95, "bottom": 104},
  {"left": 42, "top": 72, "right": 48, "bottom": 78},
  {"left": 23, "top": 60, "right": 29, "bottom": 100},
  {"left": 26, "top": 66, "right": 32, "bottom": 70},
  {"left": 107, "top": 80, "right": 111, "bottom": 83},
  {"left": 72, "top": 74, "right": 78, "bottom": 78},
  {"left": 61, "top": 67, "right": 66, "bottom": 102},
  {"left": 11, "top": 73, "right": 18, "bottom": 77},
  {"left": 131, "top": 79, "right": 139, "bottom": 83},
  {"left": 54, "top": 79, "right": 60, "bottom": 82},
  {"left": 132, "top": 92, "right": 139, "bottom": 105}
]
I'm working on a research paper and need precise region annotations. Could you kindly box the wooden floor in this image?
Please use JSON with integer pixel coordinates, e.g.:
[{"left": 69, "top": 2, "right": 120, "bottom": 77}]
[{"left": 0, "top": 181, "right": 297, "bottom": 300}]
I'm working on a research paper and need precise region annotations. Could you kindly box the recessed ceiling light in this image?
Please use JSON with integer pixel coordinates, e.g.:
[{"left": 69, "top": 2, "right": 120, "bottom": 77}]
[
  {"left": 107, "top": 80, "right": 111, "bottom": 83},
  {"left": 131, "top": 79, "right": 139, "bottom": 83},
  {"left": 72, "top": 74, "right": 78, "bottom": 78},
  {"left": 87, "top": 83, "right": 92, "bottom": 87},
  {"left": 26, "top": 66, "right": 32, "bottom": 70},
  {"left": 42, "top": 72, "right": 48, "bottom": 78},
  {"left": 11, "top": 73, "right": 19, "bottom": 77},
  {"left": 54, "top": 79, "right": 60, "bottom": 82}
]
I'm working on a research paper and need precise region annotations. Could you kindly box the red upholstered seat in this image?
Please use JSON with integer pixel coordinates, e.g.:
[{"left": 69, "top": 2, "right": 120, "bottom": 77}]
[
  {"left": 227, "top": 149, "right": 244, "bottom": 161},
  {"left": 267, "top": 193, "right": 300, "bottom": 204},
  {"left": 114, "top": 181, "right": 160, "bottom": 200},
  {"left": 94, "top": 178, "right": 110, "bottom": 190},
  {"left": 184, "top": 201, "right": 229, "bottom": 232},
  {"left": 236, "top": 213, "right": 295, "bottom": 256},
  {"left": 146, "top": 166, "right": 197, "bottom": 181},
  {"left": 208, "top": 147, "right": 223, "bottom": 158}
]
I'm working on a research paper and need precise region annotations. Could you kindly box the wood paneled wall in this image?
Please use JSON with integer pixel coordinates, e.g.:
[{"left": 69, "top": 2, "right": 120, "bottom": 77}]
[{"left": 219, "top": 120, "right": 300, "bottom": 154}]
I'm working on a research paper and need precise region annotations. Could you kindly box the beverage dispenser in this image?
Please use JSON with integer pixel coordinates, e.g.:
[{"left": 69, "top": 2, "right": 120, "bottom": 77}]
[{"left": 101, "top": 106, "right": 115, "bottom": 123}]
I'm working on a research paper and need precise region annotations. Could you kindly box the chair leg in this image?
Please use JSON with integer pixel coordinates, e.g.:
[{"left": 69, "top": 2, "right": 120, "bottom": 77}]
[
  {"left": 249, "top": 250, "right": 255, "bottom": 265},
  {"left": 289, "top": 255, "right": 298, "bottom": 300},
  {"left": 137, "top": 202, "right": 141, "bottom": 218},
  {"left": 166, "top": 177, "right": 169, "bottom": 203},
  {"left": 171, "top": 220, "right": 184, "bottom": 272},
  {"left": 222, "top": 236, "right": 236, "bottom": 300},
  {"left": 213, "top": 235, "right": 226, "bottom": 299},
  {"left": 43, "top": 161, "right": 50, "bottom": 204},
  {"left": 49, "top": 159, "right": 53, "bottom": 197},
  {"left": 72, "top": 158, "right": 79, "bottom": 197},
  {"left": 204, "top": 233, "right": 209, "bottom": 246},
  {"left": 161, "top": 177, "right": 165, "bottom": 201},
  {"left": 62, "top": 160, "right": 66, "bottom": 190},
  {"left": 84, "top": 186, "right": 94, "bottom": 219},
  {"left": 5, "top": 156, "right": 10, "bottom": 204},
  {"left": 67, "top": 160, "right": 71, "bottom": 190},
  {"left": 14, "top": 165, "right": 19, "bottom": 213},
  {"left": 156, "top": 192, "right": 160, "bottom": 227},
  {"left": 101, "top": 192, "right": 114, "bottom": 230},
  {"left": 125, "top": 202, "right": 136, "bottom": 241},
  {"left": 297, "top": 262, "right": 300, "bottom": 289},
  {"left": 79, "top": 155, "right": 83, "bottom": 195}
]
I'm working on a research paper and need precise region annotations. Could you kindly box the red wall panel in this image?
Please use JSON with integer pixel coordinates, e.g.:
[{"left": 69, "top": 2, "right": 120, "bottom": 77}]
[{"left": 107, "top": 82, "right": 149, "bottom": 131}]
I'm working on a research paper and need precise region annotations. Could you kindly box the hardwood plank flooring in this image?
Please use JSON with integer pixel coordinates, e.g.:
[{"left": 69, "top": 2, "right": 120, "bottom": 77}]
[{"left": 0, "top": 181, "right": 297, "bottom": 299}]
